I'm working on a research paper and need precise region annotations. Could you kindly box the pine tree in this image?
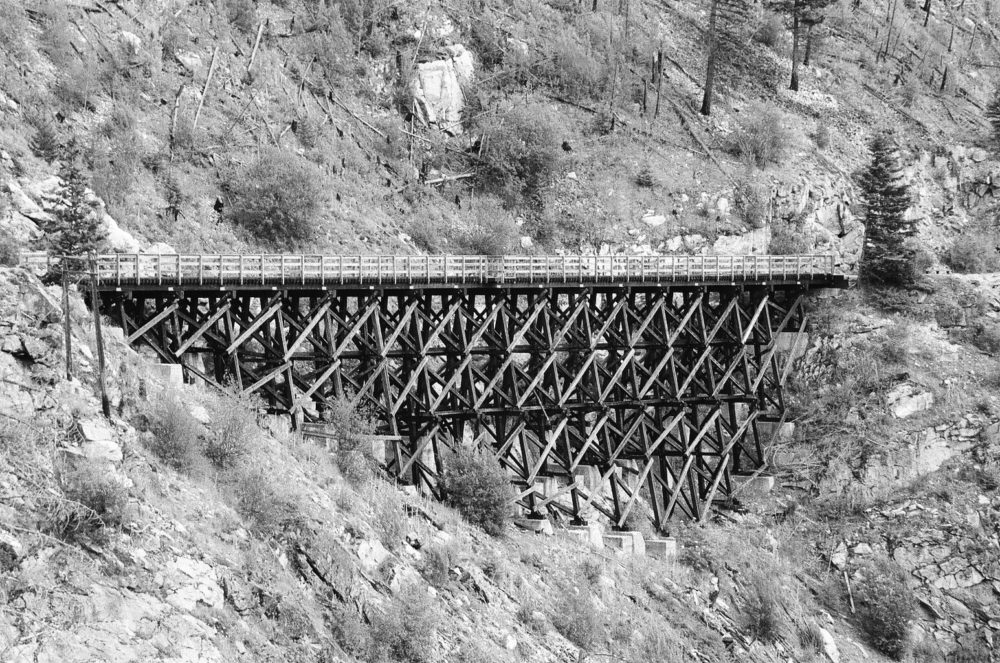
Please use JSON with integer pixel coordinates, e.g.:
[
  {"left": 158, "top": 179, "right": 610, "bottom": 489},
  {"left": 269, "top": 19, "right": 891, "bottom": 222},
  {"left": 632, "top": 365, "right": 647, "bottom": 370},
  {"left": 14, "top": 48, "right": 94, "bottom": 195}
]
[
  {"left": 859, "top": 132, "right": 915, "bottom": 286},
  {"left": 771, "top": 0, "right": 836, "bottom": 91},
  {"left": 700, "top": 0, "right": 754, "bottom": 115},
  {"left": 50, "top": 150, "right": 107, "bottom": 259}
]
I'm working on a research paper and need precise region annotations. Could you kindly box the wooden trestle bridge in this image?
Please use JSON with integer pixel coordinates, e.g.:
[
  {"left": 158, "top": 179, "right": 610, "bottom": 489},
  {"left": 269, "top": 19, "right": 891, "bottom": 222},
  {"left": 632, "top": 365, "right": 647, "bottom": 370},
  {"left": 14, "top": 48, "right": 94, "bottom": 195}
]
[{"left": 30, "top": 253, "right": 850, "bottom": 528}]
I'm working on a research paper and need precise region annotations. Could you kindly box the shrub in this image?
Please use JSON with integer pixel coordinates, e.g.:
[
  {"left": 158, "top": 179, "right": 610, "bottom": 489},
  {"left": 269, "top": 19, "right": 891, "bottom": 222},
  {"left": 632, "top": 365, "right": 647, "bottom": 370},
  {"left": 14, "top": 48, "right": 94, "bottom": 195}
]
[
  {"left": 233, "top": 466, "right": 302, "bottom": 535},
  {"left": 550, "top": 588, "right": 605, "bottom": 654},
  {"left": 371, "top": 486, "right": 408, "bottom": 550},
  {"left": 730, "top": 104, "right": 792, "bottom": 168},
  {"left": 29, "top": 116, "right": 62, "bottom": 162},
  {"left": 329, "top": 604, "right": 370, "bottom": 655},
  {"left": 538, "top": 30, "right": 604, "bottom": 100},
  {"left": 743, "top": 576, "right": 785, "bottom": 643},
  {"left": 325, "top": 397, "right": 378, "bottom": 484},
  {"left": 798, "top": 622, "right": 825, "bottom": 659},
  {"left": 854, "top": 557, "right": 914, "bottom": 659},
  {"left": 754, "top": 13, "right": 785, "bottom": 48},
  {"left": 770, "top": 217, "right": 811, "bottom": 254},
  {"left": 457, "top": 199, "right": 520, "bottom": 255},
  {"left": 47, "top": 459, "right": 131, "bottom": 538},
  {"left": 635, "top": 164, "right": 658, "bottom": 188},
  {"left": 225, "top": 148, "right": 329, "bottom": 247},
  {"left": 368, "top": 586, "right": 439, "bottom": 663},
  {"left": 0, "top": 230, "right": 18, "bottom": 266},
  {"left": 814, "top": 123, "right": 831, "bottom": 150},
  {"left": 734, "top": 178, "right": 771, "bottom": 228},
  {"left": 477, "top": 106, "right": 561, "bottom": 209},
  {"left": 225, "top": 0, "right": 256, "bottom": 34},
  {"left": 439, "top": 446, "right": 513, "bottom": 536},
  {"left": 942, "top": 230, "right": 1000, "bottom": 273},
  {"left": 419, "top": 543, "right": 456, "bottom": 588},
  {"left": 148, "top": 391, "right": 203, "bottom": 472},
  {"left": 205, "top": 388, "right": 259, "bottom": 469},
  {"left": 967, "top": 322, "right": 1000, "bottom": 354}
]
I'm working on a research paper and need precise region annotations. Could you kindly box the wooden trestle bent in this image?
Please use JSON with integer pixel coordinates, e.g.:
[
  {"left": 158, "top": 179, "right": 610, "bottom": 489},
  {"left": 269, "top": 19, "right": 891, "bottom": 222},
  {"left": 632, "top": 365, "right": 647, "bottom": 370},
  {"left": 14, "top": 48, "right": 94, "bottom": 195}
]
[{"left": 99, "top": 281, "right": 815, "bottom": 529}]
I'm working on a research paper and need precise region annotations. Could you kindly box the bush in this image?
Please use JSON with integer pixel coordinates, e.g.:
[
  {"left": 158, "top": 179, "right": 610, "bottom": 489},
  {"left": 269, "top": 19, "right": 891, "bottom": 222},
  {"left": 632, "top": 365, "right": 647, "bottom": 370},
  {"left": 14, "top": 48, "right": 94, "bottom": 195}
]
[
  {"left": 439, "top": 446, "right": 513, "bottom": 536},
  {"left": 538, "top": 30, "right": 604, "bottom": 100},
  {"left": 371, "top": 486, "right": 408, "bottom": 550},
  {"left": 477, "top": 106, "right": 561, "bottom": 209},
  {"left": 770, "top": 217, "right": 811, "bottom": 254},
  {"left": 225, "top": 0, "right": 256, "bottom": 33},
  {"left": 635, "top": 164, "right": 658, "bottom": 188},
  {"left": 942, "top": 230, "right": 1000, "bottom": 273},
  {"left": 734, "top": 179, "right": 771, "bottom": 228},
  {"left": 457, "top": 199, "right": 520, "bottom": 254},
  {"left": 330, "top": 604, "right": 371, "bottom": 655},
  {"left": 0, "top": 230, "right": 18, "bottom": 266},
  {"left": 798, "top": 622, "right": 825, "bottom": 659},
  {"left": 325, "top": 397, "right": 378, "bottom": 484},
  {"left": 730, "top": 104, "right": 792, "bottom": 168},
  {"left": 148, "top": 391, "right": 203, "bottom": 472},
  {"left": 815, "top": 123, "right": 831, "bottom": 150},
  {"left": 854, "top": 557, "right": 914, "bottom": 659},
  {"left": 205, "top": 388, "right": 259, "bottom": 469},
  {"left": 368, "top": 586, "right": 439, "bottom": 663},
  {"left": 233, "top": 466, "right": 302, "bottom": 535},
  {"left": 754, "top": 13, "right": 785, "bottom": 48},
  {"left": 550, "top": 588, "right": 605, "bottom": 654},
  {"left": 47, "top": 459, "right": 131, "bottom": 538},
  {"left": 225, "top": 148, "right": 329, "bottom": 247},
  {"left": 743, "top": 576, "right": 785, "bottom": 643},
  {"left": 419, "top": 543, "right": 456, "bottom": 588}
]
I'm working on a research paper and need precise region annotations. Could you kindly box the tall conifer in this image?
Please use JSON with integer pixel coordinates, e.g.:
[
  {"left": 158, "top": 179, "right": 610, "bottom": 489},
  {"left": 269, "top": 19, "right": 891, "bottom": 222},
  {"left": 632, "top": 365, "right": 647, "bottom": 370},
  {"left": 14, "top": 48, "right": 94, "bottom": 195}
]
[
  {"left": 50, "top": 147, "right": 107, "bottom": 259},
  {"left": 859, "top": 132, "right": 914, "bottom": 286}
]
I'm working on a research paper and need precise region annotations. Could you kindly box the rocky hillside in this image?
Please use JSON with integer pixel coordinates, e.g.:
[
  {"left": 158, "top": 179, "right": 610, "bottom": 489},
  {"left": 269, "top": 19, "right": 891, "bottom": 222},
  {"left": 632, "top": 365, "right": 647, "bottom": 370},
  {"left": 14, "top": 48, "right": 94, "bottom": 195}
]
[{"left": 1, "top": 0, "right": 1000, "bottom": 661}]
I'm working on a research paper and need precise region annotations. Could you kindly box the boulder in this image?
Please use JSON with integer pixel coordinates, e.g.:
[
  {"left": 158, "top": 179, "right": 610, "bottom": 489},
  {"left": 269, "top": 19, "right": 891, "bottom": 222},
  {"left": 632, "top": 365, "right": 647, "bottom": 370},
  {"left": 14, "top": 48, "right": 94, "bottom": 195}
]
[
  {"left": 357, "top": 539, "right": 391, "bottom": 572},
  {"left": 642, "top": 214, "right": 667, "bottom": 227},
  {"left": 887, "top": 383, "right": 934, "bottom": 418}
]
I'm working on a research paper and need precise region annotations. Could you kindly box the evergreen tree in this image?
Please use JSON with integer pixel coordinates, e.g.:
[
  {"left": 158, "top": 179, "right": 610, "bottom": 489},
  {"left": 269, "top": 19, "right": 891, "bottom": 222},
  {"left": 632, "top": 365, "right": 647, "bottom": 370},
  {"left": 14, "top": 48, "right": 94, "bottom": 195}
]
[
  {"left": 859, "top": 132, "right": 915, "bottom": 286},
  {"left": 700, "top": 0, "right": 754, "bottom": 115},
  {"left": 50, "top": 149, "right": 106, "bottom": 259}
]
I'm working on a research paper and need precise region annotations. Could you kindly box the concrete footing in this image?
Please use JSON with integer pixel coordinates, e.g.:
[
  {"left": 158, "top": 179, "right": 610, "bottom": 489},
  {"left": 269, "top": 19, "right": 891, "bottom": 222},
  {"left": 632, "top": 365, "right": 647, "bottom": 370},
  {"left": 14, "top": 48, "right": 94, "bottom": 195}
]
[
  {"left": 731, "top": 474, "right": 776, "bottom": 495},
  {"left": 149, "top": 363, "right": 183, "bottom": 388},
  {"left": 646, "top": 538, "right": 677, "bottom": 561},
  {"left": 514, "top": 517, "right": 554, "bottom": 536},
  {"left": 565, "top": 523, "right": 604, "bottom": 548},
  {"left": 603, "top": 531, "right": 646, "bottom": 557}
]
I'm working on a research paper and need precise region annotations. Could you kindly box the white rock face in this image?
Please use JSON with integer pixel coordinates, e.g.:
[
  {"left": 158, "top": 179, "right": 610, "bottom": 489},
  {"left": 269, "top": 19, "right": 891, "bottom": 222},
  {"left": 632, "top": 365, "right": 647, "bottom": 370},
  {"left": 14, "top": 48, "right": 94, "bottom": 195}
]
[
  {"left": 357, "top": 539, "right": 390, "bottom": 572},
  {"left": 103, "top": 213, "right": 143, "bottom": 253},
  {"left": 410, "top": 44, "right": 475, "bottom": 135},
  {"left": 887, "top": 383, "right": 934, "bottom": 418},
  {"left": 163, "top": 557, "right": 224, "bottom": 612},
  {"left": 819, "top": 626, "right": 840, "bottom": 662},
  {"left": 642, "top": 213, "right": 666, "bottom": 227}
]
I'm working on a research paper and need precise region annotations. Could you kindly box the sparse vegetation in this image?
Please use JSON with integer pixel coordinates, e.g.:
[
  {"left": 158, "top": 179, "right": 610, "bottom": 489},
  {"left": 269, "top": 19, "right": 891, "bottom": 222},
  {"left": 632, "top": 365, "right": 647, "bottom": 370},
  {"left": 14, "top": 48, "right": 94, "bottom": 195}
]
[
  {"left": 439, "top": 446, "right": 513, "bottom": 537},
  {"left": 419, "top": 542, "right": 456, "bottom": 588},
  {"left": 734, "top": 178, "right": 771, "bottom": 228}
]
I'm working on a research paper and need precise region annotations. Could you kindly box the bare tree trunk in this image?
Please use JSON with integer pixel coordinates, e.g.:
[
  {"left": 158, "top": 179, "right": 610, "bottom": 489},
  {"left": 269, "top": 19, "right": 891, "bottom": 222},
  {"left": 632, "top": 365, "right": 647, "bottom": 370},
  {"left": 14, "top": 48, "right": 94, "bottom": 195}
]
[
  {"left": 790, "top": 4, "right": 801, "bottom": 91},
  {"left": 700, "top": 0, "right": 720, "bottom": 115},
  {"left": 923, "top": 0, "right": 931, "bottom": 26},
  {"left": 803, "top": 23, "right": 814, "bottom": 66}
]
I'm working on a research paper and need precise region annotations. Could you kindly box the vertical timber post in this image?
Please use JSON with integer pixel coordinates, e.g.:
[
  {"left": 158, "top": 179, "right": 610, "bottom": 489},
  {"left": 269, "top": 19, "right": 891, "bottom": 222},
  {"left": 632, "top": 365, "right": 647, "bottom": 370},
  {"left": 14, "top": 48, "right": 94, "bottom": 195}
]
[{"left": 89, "top": 256, "right": 111, "bottom": 418}]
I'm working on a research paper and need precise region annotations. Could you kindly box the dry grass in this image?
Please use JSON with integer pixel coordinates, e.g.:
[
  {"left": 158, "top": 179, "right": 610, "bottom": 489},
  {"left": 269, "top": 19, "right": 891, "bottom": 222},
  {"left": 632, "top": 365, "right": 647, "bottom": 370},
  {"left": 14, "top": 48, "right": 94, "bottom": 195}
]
[{"left": 148, "top": 391, "right": 204, "bottom": 473}]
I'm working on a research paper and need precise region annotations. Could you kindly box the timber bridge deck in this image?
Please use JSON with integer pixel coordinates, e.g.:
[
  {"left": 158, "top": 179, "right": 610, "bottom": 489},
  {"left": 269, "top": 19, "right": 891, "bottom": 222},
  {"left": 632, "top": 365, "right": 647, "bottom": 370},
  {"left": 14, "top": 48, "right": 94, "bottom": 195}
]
[
  {"left": 26, "top": 252, "right": 849, "bottom": 528},
  {"left": 27, "top": 252, "right": 848, "bottom": 289}
]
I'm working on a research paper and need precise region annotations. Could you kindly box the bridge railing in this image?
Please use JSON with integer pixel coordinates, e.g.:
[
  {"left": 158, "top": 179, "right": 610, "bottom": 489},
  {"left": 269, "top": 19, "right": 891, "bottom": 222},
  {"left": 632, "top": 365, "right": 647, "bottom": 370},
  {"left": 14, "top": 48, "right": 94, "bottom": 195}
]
[{"left": 20, "top": 252, "right": 839, "bottom": 286}]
